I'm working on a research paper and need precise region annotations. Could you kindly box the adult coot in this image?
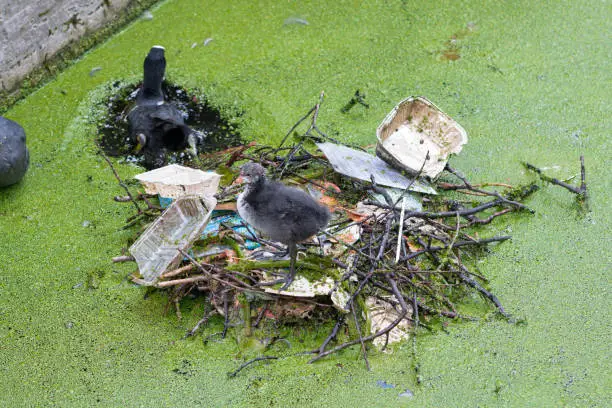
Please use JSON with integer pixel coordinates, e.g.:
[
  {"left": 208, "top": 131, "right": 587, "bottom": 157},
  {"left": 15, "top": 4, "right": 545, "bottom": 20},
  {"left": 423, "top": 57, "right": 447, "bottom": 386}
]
[
  {"left": 127, "top": 46, "right": 196, "bottom": 169},
  {"left": 237, "top": 162, "right": 330, "bottom": 289},
  {"left": 0, "top": 116, "right": 29, "bottom": 187}
]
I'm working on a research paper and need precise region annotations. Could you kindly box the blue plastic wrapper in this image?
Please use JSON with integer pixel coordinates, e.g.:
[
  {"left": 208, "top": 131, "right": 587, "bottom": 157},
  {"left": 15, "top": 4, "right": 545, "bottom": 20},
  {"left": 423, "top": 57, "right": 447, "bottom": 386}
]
[
  {"left": 159, "top": 195, "right": 174, "bottom": 208},
  {"left": 201, "top": 211, "right": 261, "bottom": 250},
  {"left": 157, "top": 196, "right": 261, "bottom": 250}
]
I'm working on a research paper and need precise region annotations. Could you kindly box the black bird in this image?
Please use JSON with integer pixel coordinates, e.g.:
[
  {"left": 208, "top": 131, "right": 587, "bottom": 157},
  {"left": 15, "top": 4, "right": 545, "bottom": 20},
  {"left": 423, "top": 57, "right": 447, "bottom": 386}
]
[
  {"left": 0, "top": 116, "right": 29, "bottom": 187},
  {"left": 127, "top": 46, "right": 196, "bottom": 169},
  {"left": 237, "top": 162, "right": 331, "bottom": 289}
]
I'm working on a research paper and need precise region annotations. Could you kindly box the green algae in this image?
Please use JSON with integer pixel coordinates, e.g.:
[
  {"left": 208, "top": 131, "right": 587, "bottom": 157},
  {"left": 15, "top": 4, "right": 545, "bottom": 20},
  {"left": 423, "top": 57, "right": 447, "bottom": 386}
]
[{"left": 1, "top": 0, "right": 610, "bottom": 406}]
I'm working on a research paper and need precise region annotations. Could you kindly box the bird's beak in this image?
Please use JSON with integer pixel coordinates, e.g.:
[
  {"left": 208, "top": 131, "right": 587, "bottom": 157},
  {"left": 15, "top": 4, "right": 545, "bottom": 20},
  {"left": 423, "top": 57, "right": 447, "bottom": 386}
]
[{"left": 135, "top": 133, "right": 147, "bottom": 153}]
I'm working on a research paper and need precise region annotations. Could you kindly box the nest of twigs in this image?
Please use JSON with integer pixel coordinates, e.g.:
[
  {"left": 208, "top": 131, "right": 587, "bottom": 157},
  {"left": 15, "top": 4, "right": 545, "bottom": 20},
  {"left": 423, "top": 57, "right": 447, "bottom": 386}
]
[{"left": 106, "top": 93, "right": 587, "bottom": 374}]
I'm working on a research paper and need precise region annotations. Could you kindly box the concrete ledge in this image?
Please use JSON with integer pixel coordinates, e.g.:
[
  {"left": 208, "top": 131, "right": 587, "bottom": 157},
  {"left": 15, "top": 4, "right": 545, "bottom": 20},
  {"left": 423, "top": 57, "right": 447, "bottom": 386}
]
[{"left": 0, "top": 0, "right": 160, "bottom": 112}]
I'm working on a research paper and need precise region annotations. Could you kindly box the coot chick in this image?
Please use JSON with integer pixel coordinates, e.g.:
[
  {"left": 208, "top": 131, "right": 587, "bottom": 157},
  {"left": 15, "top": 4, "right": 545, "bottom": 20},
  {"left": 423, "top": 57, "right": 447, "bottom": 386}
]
[
  {"left": 127, "top": 46, "right": 195, "bottom": 169},
  {"left": 237, "top": 162, "right": 330, "bottom": 289},
  {"left": 0, "top": 116, "right": 29, "bottom": 187}
]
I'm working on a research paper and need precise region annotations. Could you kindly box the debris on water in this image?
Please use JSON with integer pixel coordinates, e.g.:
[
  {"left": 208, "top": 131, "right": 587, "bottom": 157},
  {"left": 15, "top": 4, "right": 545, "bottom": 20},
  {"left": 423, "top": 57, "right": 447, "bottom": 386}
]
[
  {"left": 142, "top": 10, "right": 153, "bottom": 20},
  {"left": 261, "top": 272, "right": 350, "bottom": 312},
  {"left": 369, "top": 188, "right": 422, "bottom": 211},
  {"left": 376, "top": 380, "right": 396, "bottom": 389},
  {"left": 341, "top": 89, "right": 369, "bottom": 113},
  {"left": 320, "top": 223, "right": 360, "bottom": 257},
  {"left": 191, "top": 42, "right": 198, "bottom": 49},
  {"left": 201, "top": 212, "right": 261, "bottom": 250},
  {"left": 81, "top": 220, "right": 91, "bottom": 228},
  {"left": 72, "top": 282, "right": 83, "bottom": 289},
  {"left": 366, "top": 296, "right": 411, "bottom": 349},
  {"left": 316, "top": 141, "right": 436, "bottom": 194},
  {"left": 284, "top": 17, "right": 309, "bottom": 25},
  {"left": 129, "top": 195, "right": 216, "bottom": 283},
  {"left": 89, "top": 67, "right": 102, "bottom": 77},
  {"left": 376, "top": 96, "right": 468, "bottom": 179},
  {"left": 108, "top": 92, "right": 545, "bottom": 370},
  {"left": 203, "top": 38, "right": 214, "bottom": 46},
  {"left": 134, "top": 164, "right": 221, "bottom": 200},
  {"left": 398, "top": 389, "right": 414, "bottom": 398}
]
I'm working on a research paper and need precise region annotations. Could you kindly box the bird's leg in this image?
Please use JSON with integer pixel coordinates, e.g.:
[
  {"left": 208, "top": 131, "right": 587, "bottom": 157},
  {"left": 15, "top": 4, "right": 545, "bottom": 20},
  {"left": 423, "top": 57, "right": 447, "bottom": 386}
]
[{"left": 280, "top": 242, "right": 298, "bottom": 290}]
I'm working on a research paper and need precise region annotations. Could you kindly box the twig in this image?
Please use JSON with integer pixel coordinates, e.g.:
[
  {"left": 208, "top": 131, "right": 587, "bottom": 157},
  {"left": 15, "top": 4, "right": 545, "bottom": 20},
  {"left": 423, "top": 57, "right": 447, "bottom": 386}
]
[
  {"left": 156, "top": 275, "right": 207, "bottom": 288},
  {"left": 523, "top": 157, "right": 588, "bottom": 206},
  {"left": 222, "top": 290, "right": 230, "bottom": 339},
  {"left": 399, "top": 236, "right": 511, "bottom": 262},
  {"left": 457, "top": 268, "right": 509, "bottom": 318},
  {"left": 411, "top": 292, "right": 420, "bottom": 384},
  {"left": 351, "top": 303, "right": 370, "bottom": 371},
  {"left": 228, "top": 356, "right": 279, "bottom": 378},
  {"left": 316, "top": 317, "right": 345, "bottom": 355},
  {"left": 184, "top": 310, "right": 211, "bottom": 338},
  {"left": 309, "top": 309, "right": 408, "bottom": 363},
  {"left": 100, "top": 151, "right": 141, "bottom": 214},
  {"left": 112, "top": 255, "right": 134, "bottom": 263}
]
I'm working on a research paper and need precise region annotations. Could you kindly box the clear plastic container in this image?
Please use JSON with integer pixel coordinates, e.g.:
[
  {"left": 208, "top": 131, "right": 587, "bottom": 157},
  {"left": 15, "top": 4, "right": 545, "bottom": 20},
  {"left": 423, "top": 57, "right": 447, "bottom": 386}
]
[{"left": 129, "top": 195, "right": 216, "bottom": 283}]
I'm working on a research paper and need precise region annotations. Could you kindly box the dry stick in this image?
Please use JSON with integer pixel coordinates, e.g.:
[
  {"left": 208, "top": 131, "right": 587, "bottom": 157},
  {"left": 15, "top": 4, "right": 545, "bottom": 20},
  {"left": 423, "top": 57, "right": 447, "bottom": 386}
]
[
  {"left": 228, "top": 356, "right": 279, "bottom": 378},
  {"left": 580, "top": 155, "right": 587, "bottom": 197},
  {"left": 351, "top": 303, "right": 371, "bottom": 371},
  {"left": 456, "top": 265, "right": 508, "bottom": 318},
  {"left": 438, "top": 182, "right": 514, "bottom": 190},
  {"left": 277, "top": 141, "right": 306, "bottom": 180},
  {"left": 225, "top": 141, "right": 257, "bottom": 167},
  {"left": 222, "top": 290, "right": 230, "bottom": 339},
  {"left": 399, "top": 236, "right": 511, "bottom": 262},
  {"left": 184, "top": 311, "right": 211, "bottom": 338},
  {"left": 112, "top": 255, "right": 135, "bottom": 263},
  {"left": 391, "top": 151, "right": 429, "bottom": 210},
  {"left": 309, "top": 309, "right": 408, "bottom": 363},
  {"left": 100, "top": 152, "right": 141, "bottom": 214},
  {"left": 445, "top": 164, "right": 533, "bottom": 213},
  {"left": 395, "top": 198, "right": 407, "bottom": 263},
  {"left": 179, "top": 250, "right": 250, "bottom": 292},
  {"left": 467, "top": 208, "right": 513, "bottom": 225},
  {"left": 523, "top": 159, "right": 588, "bottom": 198},
  {"left": 316, "top": 317, "right": 345, "bottom": 355},
  {"left": 411, "top": 291, "right": 421, "bottom": 384},
  {"left": 160, "top": 263, "right": 196, "bottom": 279},
  {"left": 277, "top": 105, "right": 317, "bottom": 149},
  {"left": 156, "top": 275, "right": 207, "bottom": 288},
  {"left": 253, "top": 303, "right": 269, "bottom": 328},
  {"left": 416, "top": 301, "right": 475, "bottom": 320},
  {"left": 364, "top": 198, "right": 506, "bottom": 219}
]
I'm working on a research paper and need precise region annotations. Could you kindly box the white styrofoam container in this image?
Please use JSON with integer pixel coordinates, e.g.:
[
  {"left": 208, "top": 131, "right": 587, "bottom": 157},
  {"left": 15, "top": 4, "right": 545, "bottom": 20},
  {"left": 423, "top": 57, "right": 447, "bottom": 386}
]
[
  {"left": 134, "top": 164, "right": 221, "bottom": 199},
  {"left": 376, "top": 96, "right": 468, "bottom": 179}
]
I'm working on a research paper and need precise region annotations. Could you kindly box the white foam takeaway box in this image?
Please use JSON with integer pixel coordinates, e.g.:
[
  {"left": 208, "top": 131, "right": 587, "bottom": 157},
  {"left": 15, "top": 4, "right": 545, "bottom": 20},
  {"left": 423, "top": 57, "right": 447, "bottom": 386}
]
[
  {"left": 134, "top": 164, "right": 221, "bottom": 199},
  {"left": 376, "top": 96, "right": 468, "bottom": 179}
]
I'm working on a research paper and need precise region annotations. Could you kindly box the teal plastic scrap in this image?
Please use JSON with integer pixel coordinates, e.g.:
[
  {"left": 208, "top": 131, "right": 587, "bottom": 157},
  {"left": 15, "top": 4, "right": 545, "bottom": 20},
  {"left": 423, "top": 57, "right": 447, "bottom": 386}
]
[{"left": 201, "top": 211, "right": 261, "bottom": 250}]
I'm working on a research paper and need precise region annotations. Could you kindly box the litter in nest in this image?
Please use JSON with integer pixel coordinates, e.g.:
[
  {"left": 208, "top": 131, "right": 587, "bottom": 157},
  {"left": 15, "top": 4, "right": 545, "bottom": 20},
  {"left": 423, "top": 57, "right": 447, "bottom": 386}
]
[
  {"left": 376, "top": 96, "right": 468, "bottom": 179},
  {"left": 366, "top": 296, "right": 412, "bottom": 350},
  {"left": 129, "top": 195, "right": 216, "bottom": 283},
  {"left": 134, "top": 164, "right": 221, "bottom": 199},
  {"left": 315, "top": 141, "right": 436, "bottom": 194}
]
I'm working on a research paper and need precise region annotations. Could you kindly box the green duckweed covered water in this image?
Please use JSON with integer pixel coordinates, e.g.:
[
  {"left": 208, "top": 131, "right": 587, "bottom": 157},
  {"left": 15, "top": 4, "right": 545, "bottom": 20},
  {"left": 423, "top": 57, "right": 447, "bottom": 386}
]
[{"left": 1, "top": 0, "right": 610, "bottom": 406}]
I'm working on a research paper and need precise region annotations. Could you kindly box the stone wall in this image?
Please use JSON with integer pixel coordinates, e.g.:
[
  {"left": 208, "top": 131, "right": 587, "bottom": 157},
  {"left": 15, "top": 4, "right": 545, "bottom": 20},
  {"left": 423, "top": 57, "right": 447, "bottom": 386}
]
[{"left": 0, "top": 0, "right": 137, "bottom": 92}]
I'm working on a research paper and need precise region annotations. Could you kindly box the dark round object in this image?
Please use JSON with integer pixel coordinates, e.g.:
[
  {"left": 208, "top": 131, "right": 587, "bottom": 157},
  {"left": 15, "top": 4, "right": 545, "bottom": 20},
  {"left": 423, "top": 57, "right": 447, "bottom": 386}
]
[{"left": 0, "top": 116, "right": 29, "bottom": 187}]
